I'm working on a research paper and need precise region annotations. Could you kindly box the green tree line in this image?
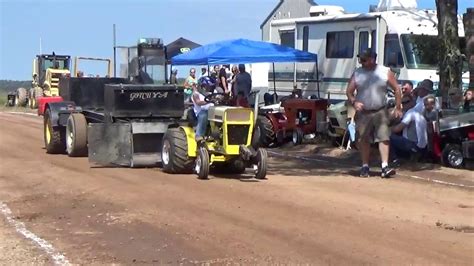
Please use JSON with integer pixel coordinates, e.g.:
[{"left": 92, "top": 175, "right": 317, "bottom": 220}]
[{"left": 0, "top": 80, "right": 32, "bottom": 92}]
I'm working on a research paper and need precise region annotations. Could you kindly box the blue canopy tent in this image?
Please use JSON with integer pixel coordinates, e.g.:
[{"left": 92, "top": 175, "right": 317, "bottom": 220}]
[{"left": 171, "top": 38, "right": 319, "bottom": 97}]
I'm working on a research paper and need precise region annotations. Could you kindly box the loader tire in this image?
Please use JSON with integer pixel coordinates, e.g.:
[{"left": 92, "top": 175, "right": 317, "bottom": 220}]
[
  {"left": 31, "top": 87, "right": 43, "bottom": 109},
  {"left": 256, "top": 115, "right": 276, "bottom": 147},
  {"left": 15, "top": 87, "right": 28, "bottom": 107},
  {"left": 66, "top": 113, "right": 88, "bottom": 157},
  {"left": 161, "top": 128, "right": 194, "bottom": 174},
  {"left": 44, "top": 108, "right": 66, "bottom": 154},
  {"left": 28, "top": 88, "right": 35, "bottom": 109}
]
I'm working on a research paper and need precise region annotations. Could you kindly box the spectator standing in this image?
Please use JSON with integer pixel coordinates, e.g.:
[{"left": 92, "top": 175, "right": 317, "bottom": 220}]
[
  {"left": 170, "top": 68, "right": 178, "bottom": 84},
  {"left": 218, "top": 65, "right": 230, "bottom": 94},
  {"left": 235, "top": 64, "right": 252, "bottom": 99},
  {"left": 230, "top": 65, "right": 239, "bottom": 97},
  {"left": 463, "top": 89, "right": 473, "bottom": 112},
  {"left": 199, "top": 67, "right": 208, "bottom": 79},
  {"left": 346, "top": 48, "right": 402, "bottom": 178},
  {"left": 183, "top": 68, "right": 197, "bottom": 102}
]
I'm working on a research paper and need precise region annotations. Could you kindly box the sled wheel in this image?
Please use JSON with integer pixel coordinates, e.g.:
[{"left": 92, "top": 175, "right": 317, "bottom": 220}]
[{"left": 66, "top": 113, "right": 88, "bottom": 157}]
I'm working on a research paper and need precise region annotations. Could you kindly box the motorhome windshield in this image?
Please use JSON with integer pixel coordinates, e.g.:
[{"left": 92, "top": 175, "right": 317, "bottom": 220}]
[
  {"left": 401, "top": 34, "right": 467, "bottom": 71},
  {"left": 401, "top": 34, "right": 438, "bottom": 69}
]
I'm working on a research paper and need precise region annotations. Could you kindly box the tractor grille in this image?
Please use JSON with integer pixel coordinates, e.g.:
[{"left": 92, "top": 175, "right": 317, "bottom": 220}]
[
  {"left": 227, "top": 125, "right": 249, "bottom": 145},
  {"left": 329, "top": 117, "right": 340, "bottom": 127},
  {"left": 51, "top": 73, "right": 62, "bottom": 89}
]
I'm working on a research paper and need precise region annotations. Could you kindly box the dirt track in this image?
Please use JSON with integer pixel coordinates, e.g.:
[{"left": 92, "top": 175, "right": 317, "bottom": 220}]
[{"left": 0, "top": 112, "right": 473, "bottom": 264}]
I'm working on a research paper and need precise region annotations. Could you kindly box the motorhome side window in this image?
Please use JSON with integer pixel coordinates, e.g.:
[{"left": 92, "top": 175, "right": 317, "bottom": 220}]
[
  {"left": 302, "top": 26, "right": 309, "bottom": 52},
  {"left": 359, "top": 31, "right": 377, "bottom": 54},
  {"left": 326, "top": 31, "right": 354, "bottom": 58},
  {"left": 384, "top": 34, "right": 404, "bottom": 68},
  {"left": 280, "top": 30, "right": 295, "bottom": 48}
]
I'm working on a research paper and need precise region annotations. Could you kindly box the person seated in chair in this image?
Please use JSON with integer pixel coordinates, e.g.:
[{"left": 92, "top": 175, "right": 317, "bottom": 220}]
[
  {"left": 390, "top": 95, "right": 428, "bottom": 164},
  {"left": 192, "top": 80, "right": 214, "bottom": 142}
]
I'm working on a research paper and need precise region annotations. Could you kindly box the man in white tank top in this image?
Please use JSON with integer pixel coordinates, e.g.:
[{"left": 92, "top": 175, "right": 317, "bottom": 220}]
[
  {"left": 192, "top": 82, "right": 213, "bottom": 141},
  {"left": 346, "top": 48, "right": 403, "bottom": 178}
]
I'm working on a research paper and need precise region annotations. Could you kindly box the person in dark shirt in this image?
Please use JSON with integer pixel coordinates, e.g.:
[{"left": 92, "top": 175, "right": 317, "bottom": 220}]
[
  {"left": 463, "top": 89, "right": 473, "bottom": 112},
  {"left": 218, "top": 65, "right": 229, "bottom": 94},
  {"left": 235, "top": 64, "right": 252, "bottom": 99}
]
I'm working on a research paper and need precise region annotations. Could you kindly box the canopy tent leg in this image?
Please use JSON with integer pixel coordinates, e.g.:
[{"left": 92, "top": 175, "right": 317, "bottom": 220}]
[{"left": 272, "top": 62, "right": 277, "bottom": 103}]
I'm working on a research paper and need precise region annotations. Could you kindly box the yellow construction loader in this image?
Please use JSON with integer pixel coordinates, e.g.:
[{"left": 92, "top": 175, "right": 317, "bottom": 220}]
[{"left": 27, "top": 53, "right": 71, "bottom": 108}]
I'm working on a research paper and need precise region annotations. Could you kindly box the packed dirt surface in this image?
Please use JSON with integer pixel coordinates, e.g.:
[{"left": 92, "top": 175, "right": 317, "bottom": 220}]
[
  {"left": 0, "top": 112, "right": 473, "bottom": 264},
  {"left": 0, "top": 215, "right": 50, "bottom": 264}
]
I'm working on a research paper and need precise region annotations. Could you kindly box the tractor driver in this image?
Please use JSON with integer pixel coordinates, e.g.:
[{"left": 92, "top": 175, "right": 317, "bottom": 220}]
[{"left": 192, "top": 78, "right": 214, "bottom": 142}]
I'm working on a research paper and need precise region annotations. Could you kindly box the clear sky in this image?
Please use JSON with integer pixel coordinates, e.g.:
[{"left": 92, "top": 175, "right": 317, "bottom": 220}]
[{"left": 0, "top": 0, "right": 470, "bottom": 80}]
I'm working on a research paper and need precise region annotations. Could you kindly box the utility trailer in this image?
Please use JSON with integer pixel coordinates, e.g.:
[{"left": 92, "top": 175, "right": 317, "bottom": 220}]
[{"left": 43, "top": 77, "right": 185, "bottom": 167}]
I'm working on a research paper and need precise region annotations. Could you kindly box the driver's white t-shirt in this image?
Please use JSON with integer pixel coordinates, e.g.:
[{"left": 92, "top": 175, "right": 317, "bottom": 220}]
[{"left": 192, "top": 91, "right": 213, "bottom": 115}]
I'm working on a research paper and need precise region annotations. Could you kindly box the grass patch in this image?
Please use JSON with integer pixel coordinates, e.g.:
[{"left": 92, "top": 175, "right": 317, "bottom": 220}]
[{"left": 0, "top": 91, "right": 8, "bottom": 106}]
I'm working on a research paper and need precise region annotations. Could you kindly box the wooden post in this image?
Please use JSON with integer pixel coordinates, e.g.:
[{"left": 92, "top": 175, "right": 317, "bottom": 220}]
[
  {"left": 436, "top": 0, "right": 463, "bottom": 108},
  {"left": 463, "top": 8, "right": 474, "bottom": 90}
]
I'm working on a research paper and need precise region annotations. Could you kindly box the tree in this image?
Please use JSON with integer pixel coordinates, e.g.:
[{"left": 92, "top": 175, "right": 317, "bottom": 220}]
[
  {"left": 464, "top": 8, "right": 474, "bottom": 90},
  {"left": 436, "top": 0, "right": 463, "bottom": 108}
]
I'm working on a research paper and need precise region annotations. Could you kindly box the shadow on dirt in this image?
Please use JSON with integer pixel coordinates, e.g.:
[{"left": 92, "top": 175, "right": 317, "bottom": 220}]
[{"left": 266, "top": 141, "right": 450, "bottom": 177}]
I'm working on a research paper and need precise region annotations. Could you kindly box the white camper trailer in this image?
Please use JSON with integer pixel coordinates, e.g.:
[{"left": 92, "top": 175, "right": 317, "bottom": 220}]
[{"left": 265, "top": 2, "right": 467, "bottom": 100}]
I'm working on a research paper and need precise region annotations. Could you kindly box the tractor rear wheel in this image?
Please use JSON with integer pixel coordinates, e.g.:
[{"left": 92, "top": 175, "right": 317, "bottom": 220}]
[
  {"left": 254, "top": 148, "right": 268, "bottom": 179},
  {"left": 256, "top": 115, "right": 276, "bottom": 147},
  {"left": 161, "top": 128, "right": 194, "bottom": 174},
  {"left": 66, "top": 113, "right": 88, "bottom": 157},
  {"left": 44, "top": 108, "right": 66, "bottom": 154},
  {"left": 195, "top": 147, "right": 210, "bottom": 180},
  {"left": 28, "top": 88, "right": 34, "bottom": 108},
  {"left": 15, "top": 87, "right": 28, "bottom": 107}
]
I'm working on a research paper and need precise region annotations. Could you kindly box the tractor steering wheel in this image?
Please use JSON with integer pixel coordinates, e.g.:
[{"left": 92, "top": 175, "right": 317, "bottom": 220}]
[{"left": 204, "top": 92, "right": 229, "bottom": 105}]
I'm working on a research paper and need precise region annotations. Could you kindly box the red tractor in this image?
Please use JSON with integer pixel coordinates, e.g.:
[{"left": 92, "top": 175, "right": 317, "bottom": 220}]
[
  {"left": 431, "top": 112, "right": 474, "bottom": 168},
  {"left": 255, "top": 98, "right": 328, "bottom": 147}
]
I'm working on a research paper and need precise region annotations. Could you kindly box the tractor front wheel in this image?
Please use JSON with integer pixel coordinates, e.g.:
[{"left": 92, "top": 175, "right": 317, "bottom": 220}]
[
  {"left": 44, "top": 108, "right": 65, "bottom": 154},
  {"left": 195, "top": 147, "right": 210, "bottom": 180},
  {"left": 66, "top": 113, "right": 88, "bottom": 157},
  {"left": 292, "top": 128, "right": 304, "bottom": 145},
  {"left": 254, "top": 148, "right": 268, "bottom": 180}
]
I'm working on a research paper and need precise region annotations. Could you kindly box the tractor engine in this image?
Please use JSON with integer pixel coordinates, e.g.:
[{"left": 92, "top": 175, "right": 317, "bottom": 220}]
[{"left": 208, "top": 106, "right": 254, "bottom": 149}]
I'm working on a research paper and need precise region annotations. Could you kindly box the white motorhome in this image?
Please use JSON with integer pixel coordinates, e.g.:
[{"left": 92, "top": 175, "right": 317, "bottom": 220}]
[{"left": 265, "top": 1, "right": 467, "bottom": 101}]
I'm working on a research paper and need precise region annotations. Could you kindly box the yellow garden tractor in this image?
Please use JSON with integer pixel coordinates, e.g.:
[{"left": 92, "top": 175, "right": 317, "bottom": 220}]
[{"left": 161, "top": 92, "right": 268, "bottom": 180}]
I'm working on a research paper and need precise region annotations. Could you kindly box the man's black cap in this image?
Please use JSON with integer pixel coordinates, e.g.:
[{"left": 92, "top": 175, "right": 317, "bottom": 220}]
[{"left": 357, "top": 48, "right": 377, "bottom": 58}]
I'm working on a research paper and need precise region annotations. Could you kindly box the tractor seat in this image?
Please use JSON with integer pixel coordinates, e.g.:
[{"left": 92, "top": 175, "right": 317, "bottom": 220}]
[{"left": 186, "top": 107, "right": 198, "bottom": 127}]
